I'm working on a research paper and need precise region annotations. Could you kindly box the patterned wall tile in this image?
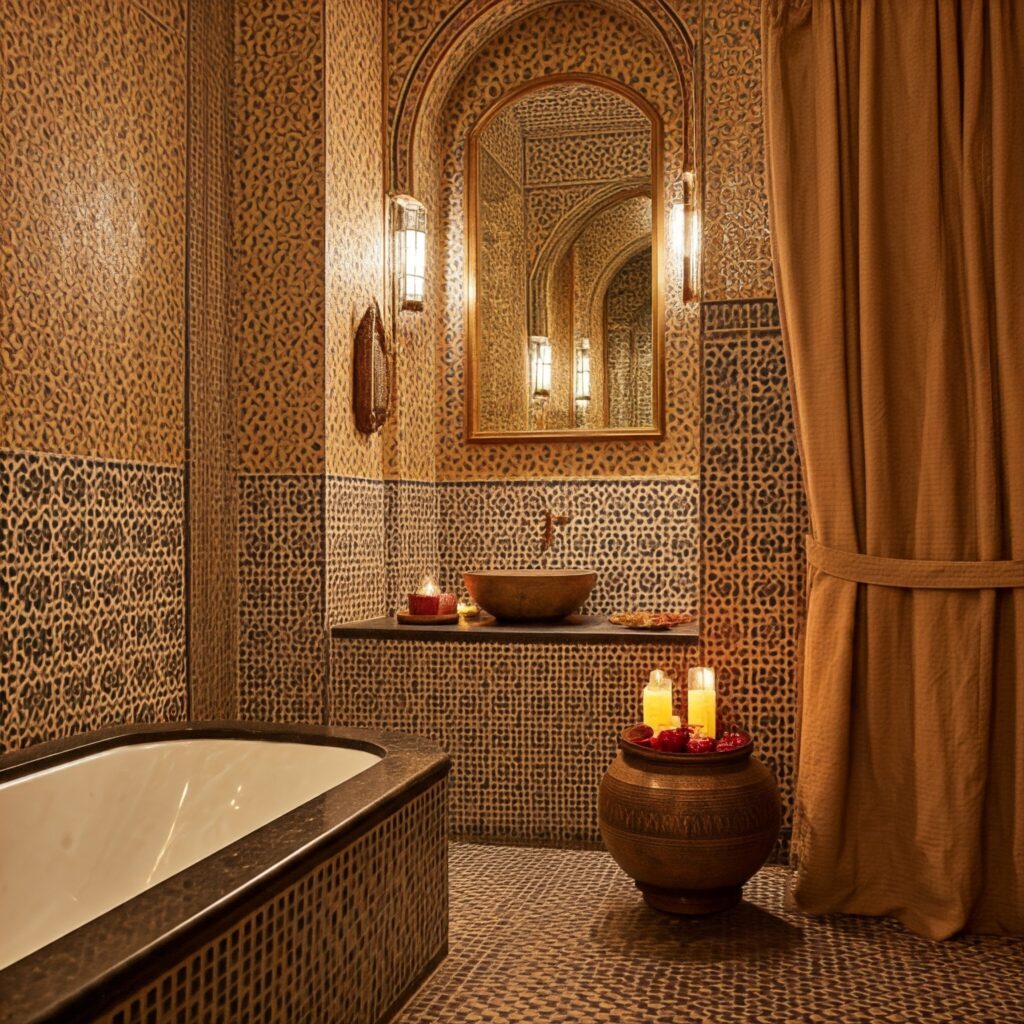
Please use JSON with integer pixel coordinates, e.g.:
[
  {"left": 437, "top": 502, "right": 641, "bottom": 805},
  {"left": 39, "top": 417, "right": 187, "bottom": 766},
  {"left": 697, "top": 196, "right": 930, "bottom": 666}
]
[
  {"left": 3, "top": 0, "right": 186, "bottom": 464},
  {"left": 238, "top": 475, "right": 325, "bottom": 724},
  {"left": 1, "top": 452, "right": 186, "bottom": 752},
  {"left": 385, "top": 480, "right": 440, "bottom": 614},
  {"left": 388, "top": 0, "right": 699, "bottom": 190},
  {"left": 187, "top": 0, "right": 237, "bottom": 720},
  {"left": 437, "top": 478, "right": 698, "bottom": 615},
  {"left": 233, "top": 0, "right": 325, "bottom": 474},
  {"left": 97, "top": 781, "right": 448, "bottom": 1024},
  {"left": 325, "top": 0, "right": 388, "bottom": 481},
  {"left": 700, "top": 301, "right": 807, "bottom": 834},
  {"left": 326, "top": 476, "right": 388, "bottom": 625},
  {"left": 330, "top": 640, "right": 701, "bottom": 845},
  {"left": 701, "top": 0, "right": 776, "bottom": 300}
]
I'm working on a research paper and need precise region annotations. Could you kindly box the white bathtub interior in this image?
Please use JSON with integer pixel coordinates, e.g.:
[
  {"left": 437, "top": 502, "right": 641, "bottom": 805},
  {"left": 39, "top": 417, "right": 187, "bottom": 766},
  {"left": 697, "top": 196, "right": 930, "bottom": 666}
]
[{"left": 0, "top": 738, "right": 381, "bottom": 971}]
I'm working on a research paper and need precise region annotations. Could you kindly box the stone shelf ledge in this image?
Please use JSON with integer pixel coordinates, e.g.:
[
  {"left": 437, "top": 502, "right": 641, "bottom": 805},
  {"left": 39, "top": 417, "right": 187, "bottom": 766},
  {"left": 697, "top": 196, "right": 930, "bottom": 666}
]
[{"left": 330, "top": 614, "right": 699, "bottom": 646}]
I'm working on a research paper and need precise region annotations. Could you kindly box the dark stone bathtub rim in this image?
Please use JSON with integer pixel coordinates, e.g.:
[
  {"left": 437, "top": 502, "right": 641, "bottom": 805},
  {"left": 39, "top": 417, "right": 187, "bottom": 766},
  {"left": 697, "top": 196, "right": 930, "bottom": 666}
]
[{"left": 0, "top": 721, "right": 451, "bottom": 1024}]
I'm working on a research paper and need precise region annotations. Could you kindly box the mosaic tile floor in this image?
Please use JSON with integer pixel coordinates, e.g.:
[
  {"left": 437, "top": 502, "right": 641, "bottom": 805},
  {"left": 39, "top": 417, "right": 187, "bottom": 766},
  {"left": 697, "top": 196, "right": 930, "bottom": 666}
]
[{"left": 395, "top": 844, "right": 1024, "bottom": 1024}]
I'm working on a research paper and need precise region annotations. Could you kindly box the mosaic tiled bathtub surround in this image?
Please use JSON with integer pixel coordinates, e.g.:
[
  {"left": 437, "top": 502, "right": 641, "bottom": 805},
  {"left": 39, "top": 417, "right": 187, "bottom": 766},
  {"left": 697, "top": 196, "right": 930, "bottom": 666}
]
[
  {"left": 437, "top": 477, "right": 699, "bottom": 615},
  {"left": 396, "top": 844, "right": 1024, "bottom": 1024},
  {"left": 1, "top": 451, "right": 186, "bottom": 752},
  {"left": 96, "top": 782, "right": 449, "bottom": 1024}
]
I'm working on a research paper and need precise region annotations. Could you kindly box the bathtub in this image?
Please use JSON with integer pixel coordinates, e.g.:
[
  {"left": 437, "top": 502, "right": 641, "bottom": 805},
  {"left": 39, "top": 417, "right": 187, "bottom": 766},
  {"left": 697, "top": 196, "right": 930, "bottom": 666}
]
[{"left": 0, "top": 722, "right": 450, "bottom": 1024}]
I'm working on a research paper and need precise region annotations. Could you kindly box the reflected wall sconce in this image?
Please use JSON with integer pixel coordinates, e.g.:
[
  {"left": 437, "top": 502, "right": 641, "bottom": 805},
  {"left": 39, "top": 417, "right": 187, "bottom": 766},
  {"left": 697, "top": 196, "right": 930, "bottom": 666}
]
[
  {"left": 529, "top": 335, "right": 552, "bottom": 398},
  {"left": 392, "top": 194, "right": 426, "bottom": 311},
  {"left": 683, "top": 171, "right": 700, "bottom": 301},
  {"left": 575, "top": 336, "right": 591, "bottom": 402}
]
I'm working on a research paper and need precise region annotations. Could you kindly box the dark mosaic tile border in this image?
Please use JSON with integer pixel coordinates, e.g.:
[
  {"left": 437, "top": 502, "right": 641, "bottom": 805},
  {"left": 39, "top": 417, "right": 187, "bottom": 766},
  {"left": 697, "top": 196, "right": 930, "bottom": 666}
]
[
  {"left": 1, "top": 450, "right": 186, "bottom": 753},
  {"left": 326, "top": 475, "right": 387, "bottom": 625},
  {"left": 437, "top": 477, "right": 699, "bottom": 616},
  {"left": 238, "top": 473, "right": 325, "bottom": 723},
  {"left": 702, "top": 297, "right": 782, "bottom": 334},
  {"left": 384, "top": 479, "right": 439, "bottom": 615}
]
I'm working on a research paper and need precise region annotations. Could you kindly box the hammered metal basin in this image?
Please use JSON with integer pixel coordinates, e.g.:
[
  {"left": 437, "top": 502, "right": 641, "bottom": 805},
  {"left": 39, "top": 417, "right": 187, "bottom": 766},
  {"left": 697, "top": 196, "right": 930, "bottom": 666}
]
[{"left": 462, "top": 569, "right": 597, "bottom": 621}]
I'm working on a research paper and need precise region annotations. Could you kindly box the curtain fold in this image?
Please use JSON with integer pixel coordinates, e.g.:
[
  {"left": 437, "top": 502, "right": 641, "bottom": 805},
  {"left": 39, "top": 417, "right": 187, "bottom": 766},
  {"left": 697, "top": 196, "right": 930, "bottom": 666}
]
[{"left": 762, "top": 0, "right": 1024, "bottom": 939}]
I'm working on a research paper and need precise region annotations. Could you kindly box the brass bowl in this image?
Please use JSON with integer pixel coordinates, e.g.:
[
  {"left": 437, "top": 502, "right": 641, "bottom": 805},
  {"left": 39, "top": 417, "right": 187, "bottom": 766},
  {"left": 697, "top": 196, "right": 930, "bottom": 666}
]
[
  {"left": 598, "top": 730, "right": 781, "bottom": 914},
  {"left": 462, "top": 569, "right": 597, "bottom": 621}
]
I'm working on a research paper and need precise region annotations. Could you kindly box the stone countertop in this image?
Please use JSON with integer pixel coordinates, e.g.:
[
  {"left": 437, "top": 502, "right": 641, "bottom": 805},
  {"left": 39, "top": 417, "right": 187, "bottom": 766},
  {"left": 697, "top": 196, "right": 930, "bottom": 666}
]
[{"left": 330, "top": 614, "right": 699, "bottom": 645}]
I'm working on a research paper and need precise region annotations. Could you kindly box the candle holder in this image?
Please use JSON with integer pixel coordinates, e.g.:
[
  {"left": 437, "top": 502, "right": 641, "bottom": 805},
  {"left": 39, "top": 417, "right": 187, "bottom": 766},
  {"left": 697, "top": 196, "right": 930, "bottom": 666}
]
[{"left": 599, "top": 729, "right": 780, "bottom": 914}]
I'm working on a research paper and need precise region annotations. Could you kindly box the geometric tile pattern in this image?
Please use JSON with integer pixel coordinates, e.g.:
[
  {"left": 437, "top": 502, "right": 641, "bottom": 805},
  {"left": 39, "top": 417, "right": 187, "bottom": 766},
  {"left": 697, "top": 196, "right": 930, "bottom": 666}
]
[
  {"left": 238, "top": 474, "right": 325, "bottom": 724},
  {"left": 396, "top": 844, "right": 1024, "bottom": 1024},
  {"left": 332, "top": 301, "right": 805, "bottom": 857},
  {"left": 701, "top": 0, "right": 776, "bottom": 301},
  {"left": 330, "top": 639, "right": 704, "bottom": 846},
  {"left": 3, "top": 0, "right": 186, "bottom": 466},
  {"left": 96, "top": 782, "right": 448, "bottom": 1024},
  {"left": 700, "top": 301, "right": 807, "bottom": 838},
  {"left": 1, "top": 451, "right": 186, "bottom": 752},
  {"left": 437, "top": 477, "right": 699, "bottom": 615},
  {"left": 326, "top": 475, "right": 387, "bottom": 625},
  {"left": 385, "top": 480, "right": 440, "bottom": 615}
]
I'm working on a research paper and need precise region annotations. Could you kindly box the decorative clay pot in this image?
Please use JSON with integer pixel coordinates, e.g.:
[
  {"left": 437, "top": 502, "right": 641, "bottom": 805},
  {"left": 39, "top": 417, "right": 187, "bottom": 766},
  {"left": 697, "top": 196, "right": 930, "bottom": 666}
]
[{"left": 598, "top": 732, "right": 781, "bottom": 914}]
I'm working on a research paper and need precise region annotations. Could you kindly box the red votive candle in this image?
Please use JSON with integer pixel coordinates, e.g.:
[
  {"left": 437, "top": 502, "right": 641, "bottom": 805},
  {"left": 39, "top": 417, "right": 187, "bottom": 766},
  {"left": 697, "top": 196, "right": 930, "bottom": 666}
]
[
  {"left": 438, "top": 592, "right": 457, "bottom": 614},
  {"left": 408, "top": 592, "right": 440, "bottom": 615}
]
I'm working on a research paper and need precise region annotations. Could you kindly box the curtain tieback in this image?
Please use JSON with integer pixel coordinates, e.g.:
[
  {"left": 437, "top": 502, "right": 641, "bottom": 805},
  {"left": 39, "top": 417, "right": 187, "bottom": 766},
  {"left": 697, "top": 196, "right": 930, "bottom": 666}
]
[{"left": 805, "top": 536, "right": 1024, "bottom": 589}]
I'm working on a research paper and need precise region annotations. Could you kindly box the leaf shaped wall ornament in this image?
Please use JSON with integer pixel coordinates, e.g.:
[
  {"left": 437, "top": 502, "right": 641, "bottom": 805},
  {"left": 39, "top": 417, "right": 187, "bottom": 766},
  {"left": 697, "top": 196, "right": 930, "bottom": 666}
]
[{"left": 352, "top": 300, "right": 394, "bottom": 435}]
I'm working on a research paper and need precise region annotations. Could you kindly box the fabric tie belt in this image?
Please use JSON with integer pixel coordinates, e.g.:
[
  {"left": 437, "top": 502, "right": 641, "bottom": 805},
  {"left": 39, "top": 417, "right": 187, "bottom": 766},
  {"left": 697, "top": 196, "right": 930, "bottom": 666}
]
[{"left": 805, "top": 537, "right": 1024, "bottom": 589}]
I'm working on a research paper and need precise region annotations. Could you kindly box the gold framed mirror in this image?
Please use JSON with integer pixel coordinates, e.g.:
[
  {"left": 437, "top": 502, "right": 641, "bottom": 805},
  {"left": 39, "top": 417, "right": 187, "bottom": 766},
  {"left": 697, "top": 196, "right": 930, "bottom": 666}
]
[{"left": 466, "top": 73, "right": 665, "bottom": 443}]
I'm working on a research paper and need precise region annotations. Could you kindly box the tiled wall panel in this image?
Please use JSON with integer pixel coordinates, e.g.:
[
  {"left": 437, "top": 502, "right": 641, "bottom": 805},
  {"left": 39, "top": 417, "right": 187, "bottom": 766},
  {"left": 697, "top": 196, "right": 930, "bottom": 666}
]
[
  {"left": 325, "top": 0, "right": 388, "bottom": 482},
  {"left": 187, "top": 0, "right": 238, "bottom": 719},
  {"left": 233, "top": 0, "right": 325, "bottom": 476},
  {"left": 701, "top": 1, "right": 775, "bottom": 300},
  {"left": 97, "top": 781, "right": 448, "bottom": 1024},
  {"left": 437, "top": 478, "right": 699, "bottom": 615},
  {"left": 385, "top": 481, "right": 440, "bottom": 614},
  {"left": 3, "top": 0, "right": 186, "bottom": 466},
  {"left": 238, "top": 475, "right": 325, "bottom": 723},
  {"left": 326, "top": 476, "right": 388, "bottom": 625},
  {"left": 330, "top": 640, "right": 700, "bottom": 845},
  {"left": 1, "top": 452, "right": 186, "bottom": 752}
]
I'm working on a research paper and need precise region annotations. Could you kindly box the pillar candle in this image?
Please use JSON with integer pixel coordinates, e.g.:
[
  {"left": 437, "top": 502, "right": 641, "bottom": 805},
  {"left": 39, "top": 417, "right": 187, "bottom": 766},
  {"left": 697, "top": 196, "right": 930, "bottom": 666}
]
[
  {"left": 687, "top": 666, "right": 717, "bottom": 739},
  {"left": 642, "top": 669, "right": 675, "bottom": 734}
]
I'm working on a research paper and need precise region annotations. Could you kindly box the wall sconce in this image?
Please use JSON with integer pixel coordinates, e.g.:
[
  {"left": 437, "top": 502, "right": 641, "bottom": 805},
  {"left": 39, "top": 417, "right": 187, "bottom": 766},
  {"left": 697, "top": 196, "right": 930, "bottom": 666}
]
[
  {"left": 529, "top": 335, "right": 552, "bottom": 398},
  {"left": 392, "top": 194, "right": 426, "bottom": 311}
]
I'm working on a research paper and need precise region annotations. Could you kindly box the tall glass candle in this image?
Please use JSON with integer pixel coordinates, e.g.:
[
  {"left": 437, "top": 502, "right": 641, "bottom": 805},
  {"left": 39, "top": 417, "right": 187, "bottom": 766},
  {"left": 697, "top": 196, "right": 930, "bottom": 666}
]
[
  {"left": 687, "top": 666, "right": 717, "bottom": 739},
  {"left": 642, "top": 669, "right": 675, "bottom": 733}
]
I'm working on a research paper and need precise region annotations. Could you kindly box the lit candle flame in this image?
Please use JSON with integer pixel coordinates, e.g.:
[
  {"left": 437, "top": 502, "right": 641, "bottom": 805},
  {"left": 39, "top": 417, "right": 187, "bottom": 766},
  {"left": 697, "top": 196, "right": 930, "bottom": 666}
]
[{"left": 417, "top": 576, "right": 439, "bottom": 596}]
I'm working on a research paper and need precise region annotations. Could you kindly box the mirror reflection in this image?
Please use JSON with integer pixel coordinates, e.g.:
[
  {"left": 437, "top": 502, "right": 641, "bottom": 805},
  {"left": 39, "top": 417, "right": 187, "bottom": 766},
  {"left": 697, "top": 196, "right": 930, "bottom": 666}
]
[{"left": 469, "top": 80, "right": 661, "bottom": 439}]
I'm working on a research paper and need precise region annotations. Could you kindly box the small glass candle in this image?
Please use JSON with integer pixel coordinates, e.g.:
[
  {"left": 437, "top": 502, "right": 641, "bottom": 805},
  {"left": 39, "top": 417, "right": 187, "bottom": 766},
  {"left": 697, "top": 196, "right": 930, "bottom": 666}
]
[
  {"left": 687, "top": 666, "right": 717, "bottom": 739},
  {"left": 438, "top": 592, "right": 457, "bottom": 615},
  {"left": 642, "top": 669, "right": 675, "bottom": 734},
  {"left": 408, "top": 576, "right": 440, "bottom": 615}
]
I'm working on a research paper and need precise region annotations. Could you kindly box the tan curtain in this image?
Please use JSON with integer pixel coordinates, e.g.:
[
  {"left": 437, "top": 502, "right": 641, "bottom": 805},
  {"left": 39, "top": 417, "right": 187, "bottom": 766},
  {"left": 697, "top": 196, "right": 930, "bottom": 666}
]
[{"left": 762, "top": 0, "right": 1024, "bottom": 939}]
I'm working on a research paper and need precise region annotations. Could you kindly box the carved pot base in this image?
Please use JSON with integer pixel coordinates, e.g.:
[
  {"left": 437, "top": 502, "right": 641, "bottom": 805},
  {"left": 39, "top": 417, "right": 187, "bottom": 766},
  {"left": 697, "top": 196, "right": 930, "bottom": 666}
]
[
  {"left": 637, "top": 882, "right": 742, "bottom": 916},
  {"left": 599, "top": 732, "right": 781, "bottom": 916}
]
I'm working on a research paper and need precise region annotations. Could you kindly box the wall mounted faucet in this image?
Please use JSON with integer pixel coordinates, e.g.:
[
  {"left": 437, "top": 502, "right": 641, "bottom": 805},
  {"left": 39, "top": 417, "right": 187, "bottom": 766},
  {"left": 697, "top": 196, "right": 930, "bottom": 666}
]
[{"left": 542, "top": 509, "right": 571, "bottom": 552}]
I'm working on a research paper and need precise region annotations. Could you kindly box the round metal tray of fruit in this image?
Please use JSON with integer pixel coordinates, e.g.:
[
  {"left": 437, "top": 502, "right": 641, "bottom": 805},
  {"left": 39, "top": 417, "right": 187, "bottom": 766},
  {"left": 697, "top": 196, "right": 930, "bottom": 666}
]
[{"left": 608, "top": 611, "right": 694, "bottom": 631}]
